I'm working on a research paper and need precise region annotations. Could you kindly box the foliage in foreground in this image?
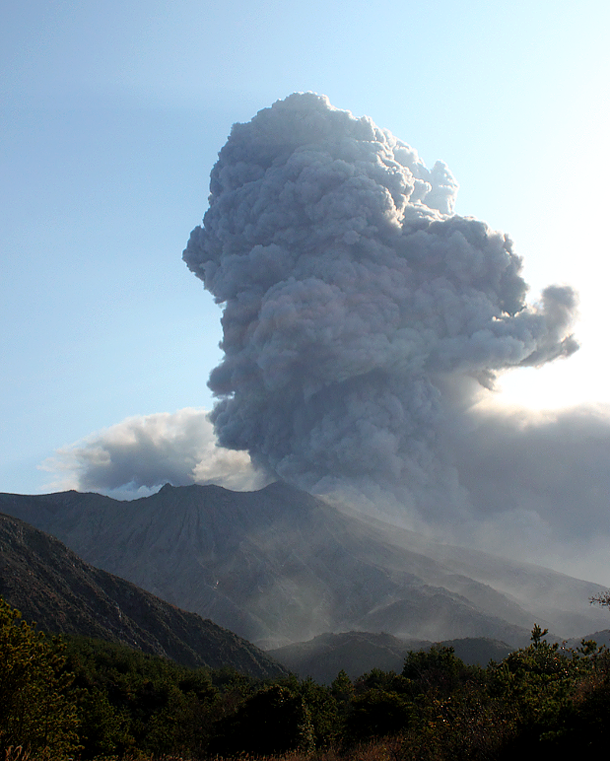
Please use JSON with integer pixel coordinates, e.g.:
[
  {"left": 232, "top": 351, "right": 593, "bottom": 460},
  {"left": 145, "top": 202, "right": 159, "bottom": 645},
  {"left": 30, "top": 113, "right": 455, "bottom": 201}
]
[
  {"left": 3, "top": 595, "right": 610, "bottom": 760},
  {"left": 0, "top": 598, "right": 80, "bottom": 759}
]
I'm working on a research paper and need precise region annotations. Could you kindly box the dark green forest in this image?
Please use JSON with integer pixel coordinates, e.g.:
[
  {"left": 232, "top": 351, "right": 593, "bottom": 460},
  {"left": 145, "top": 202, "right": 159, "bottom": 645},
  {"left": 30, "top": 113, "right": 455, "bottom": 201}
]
[{"left": 2, "top": 596, "right": 610, "bottom": 761}]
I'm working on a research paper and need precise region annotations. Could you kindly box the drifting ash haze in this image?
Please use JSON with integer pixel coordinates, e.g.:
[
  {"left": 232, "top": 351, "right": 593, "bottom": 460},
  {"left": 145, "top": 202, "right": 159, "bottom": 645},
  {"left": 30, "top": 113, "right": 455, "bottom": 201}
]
[
  {"left": 183, "top": 93, "right": 577, "bottom": 512},
  {"left": 46, "top": 93, "right": 610, "bottom": 583}
]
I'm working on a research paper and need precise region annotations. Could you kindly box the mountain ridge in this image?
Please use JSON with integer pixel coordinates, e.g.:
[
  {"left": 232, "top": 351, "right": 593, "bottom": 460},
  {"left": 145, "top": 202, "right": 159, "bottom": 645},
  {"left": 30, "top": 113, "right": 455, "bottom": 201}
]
[
  {"left": 1, "top": 482, "right": 606, "bottom": 649},
  {"left": 268, "top": 630, "right": 515, "bottom": 683},
  {"left": 0, "top": 510, "right": 287, "bottom": 678}
]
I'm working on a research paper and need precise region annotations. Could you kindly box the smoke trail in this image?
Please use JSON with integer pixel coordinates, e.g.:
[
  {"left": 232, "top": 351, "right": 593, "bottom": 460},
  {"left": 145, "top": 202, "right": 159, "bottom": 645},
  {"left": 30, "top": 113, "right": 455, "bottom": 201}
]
[{"left": 184, "top": 93, "right": 577, "bottom": 507}]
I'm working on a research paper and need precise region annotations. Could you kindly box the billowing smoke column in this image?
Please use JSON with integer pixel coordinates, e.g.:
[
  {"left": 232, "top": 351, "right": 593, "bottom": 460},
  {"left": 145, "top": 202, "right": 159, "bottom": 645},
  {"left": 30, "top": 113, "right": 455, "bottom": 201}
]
[{"left": 184, "top": 93, "right": 577, "bottom": 503}]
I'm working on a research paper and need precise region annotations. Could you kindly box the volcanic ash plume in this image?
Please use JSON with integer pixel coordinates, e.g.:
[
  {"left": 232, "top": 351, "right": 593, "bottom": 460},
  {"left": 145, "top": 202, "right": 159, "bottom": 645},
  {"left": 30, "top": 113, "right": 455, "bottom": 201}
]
[{"left": 184, "top": 93, "right": 577, "bottom": 504}]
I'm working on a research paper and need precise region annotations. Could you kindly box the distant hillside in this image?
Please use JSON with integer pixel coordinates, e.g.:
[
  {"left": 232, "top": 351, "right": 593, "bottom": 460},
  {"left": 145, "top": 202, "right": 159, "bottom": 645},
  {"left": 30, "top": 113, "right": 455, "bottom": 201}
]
[
  {"left": 268, "top": 631, "right": 514, "bottom": 683},
  {"left": 1, "top": 482, "right": 607, "bottom": 649},
  {"left": 564, "top": 629, "right": 610, "bottom": 650},
  {"left": 0, "top": 512, "right": 287, "bottom": 679}
]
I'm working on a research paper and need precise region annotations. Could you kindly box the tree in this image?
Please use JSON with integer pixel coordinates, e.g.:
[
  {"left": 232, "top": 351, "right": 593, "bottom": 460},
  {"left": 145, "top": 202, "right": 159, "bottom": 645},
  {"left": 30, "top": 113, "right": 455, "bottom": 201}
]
[
  {"left": 0, "top": 598, "right": 80, "bottom": 759},
  {"left": 590, "top": 590, "right": 610, "bottom": 609},
  {"left": 346, "top": 687, "right": 413, "bottom": 742},
  {"left": 210, "top": 683, "right": 314, "bottom": 756},
  {"left": 402, "top": 645, "right": 472, "bottom": 696}
]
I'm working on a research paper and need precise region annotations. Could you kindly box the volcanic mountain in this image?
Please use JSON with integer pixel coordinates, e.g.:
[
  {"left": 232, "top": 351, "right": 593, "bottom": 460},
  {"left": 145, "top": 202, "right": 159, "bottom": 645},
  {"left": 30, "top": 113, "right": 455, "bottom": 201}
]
[
  {"left": 1, "top": 482, "right": 606, "bottom": 649},
  {"left": 0, "top": 511, "right": 286, "bottom": 678}
]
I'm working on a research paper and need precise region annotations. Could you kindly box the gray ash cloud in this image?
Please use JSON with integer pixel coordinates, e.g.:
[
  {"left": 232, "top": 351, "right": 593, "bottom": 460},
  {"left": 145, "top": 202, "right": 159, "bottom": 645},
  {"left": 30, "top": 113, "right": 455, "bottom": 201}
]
[{"left": 184, "top": 93, "right": 577, "bottom": 504}]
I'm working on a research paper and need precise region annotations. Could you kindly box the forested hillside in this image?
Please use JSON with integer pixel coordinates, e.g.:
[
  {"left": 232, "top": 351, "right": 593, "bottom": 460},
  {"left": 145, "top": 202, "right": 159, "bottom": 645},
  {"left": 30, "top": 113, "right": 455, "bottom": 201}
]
[{"left": 3, "top": 596, "right": 610, "bottom": 760}]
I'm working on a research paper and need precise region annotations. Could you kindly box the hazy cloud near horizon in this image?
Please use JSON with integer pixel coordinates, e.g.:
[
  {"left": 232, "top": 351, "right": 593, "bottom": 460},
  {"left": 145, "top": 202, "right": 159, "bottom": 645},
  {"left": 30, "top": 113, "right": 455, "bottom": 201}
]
[
  {"left": 452, "top": 402, "right": 610, "bottom": 581},
  {"left": 41, "top": 408, "right": 260, "bottom": 499}
]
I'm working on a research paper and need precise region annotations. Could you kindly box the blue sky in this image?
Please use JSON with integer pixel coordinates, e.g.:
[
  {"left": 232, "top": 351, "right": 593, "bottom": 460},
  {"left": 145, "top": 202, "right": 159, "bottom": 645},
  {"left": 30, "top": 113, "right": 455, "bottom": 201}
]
[{"left": 2, "top": 0, "right": 609, "bottom": 498}]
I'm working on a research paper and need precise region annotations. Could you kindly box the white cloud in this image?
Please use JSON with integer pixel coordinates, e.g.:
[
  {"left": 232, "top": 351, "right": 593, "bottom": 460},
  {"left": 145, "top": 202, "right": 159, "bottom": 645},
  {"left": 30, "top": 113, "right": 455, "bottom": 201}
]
[{"left": 40, "top": 408, "right": 263, "bottom": 499}]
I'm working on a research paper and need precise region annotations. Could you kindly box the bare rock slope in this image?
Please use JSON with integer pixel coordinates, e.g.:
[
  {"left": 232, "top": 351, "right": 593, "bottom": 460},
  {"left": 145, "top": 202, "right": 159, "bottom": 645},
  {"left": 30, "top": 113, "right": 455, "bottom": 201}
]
[
  {"left": 0, "top": 511, "right": 286, "bottom": 678},
  {"left": 1, "top": 482, "right": 606, "bottom": 649}
]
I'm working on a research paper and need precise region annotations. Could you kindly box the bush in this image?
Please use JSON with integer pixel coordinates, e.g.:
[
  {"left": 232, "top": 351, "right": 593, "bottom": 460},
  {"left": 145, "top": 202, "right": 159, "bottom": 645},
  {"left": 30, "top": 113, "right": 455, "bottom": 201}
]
[{"left": 346, "top": 688, "right": 413, "bottom": 742}]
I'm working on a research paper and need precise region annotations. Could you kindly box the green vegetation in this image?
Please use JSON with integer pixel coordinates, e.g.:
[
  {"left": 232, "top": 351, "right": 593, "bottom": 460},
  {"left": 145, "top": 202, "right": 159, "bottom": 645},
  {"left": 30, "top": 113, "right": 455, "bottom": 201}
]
[
  {"left": 0, "top": 598, "right": 79, "bottom": 760},
  {"left": 3, "top": 596, "right": 610, "bottom": 760}
]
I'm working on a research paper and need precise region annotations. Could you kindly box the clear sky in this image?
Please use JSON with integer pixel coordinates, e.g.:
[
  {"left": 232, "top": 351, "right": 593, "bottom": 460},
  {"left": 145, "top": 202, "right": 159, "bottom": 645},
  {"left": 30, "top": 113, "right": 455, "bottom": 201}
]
[{"left": 2, "top": 0, "right": 609, "bottom": 505}]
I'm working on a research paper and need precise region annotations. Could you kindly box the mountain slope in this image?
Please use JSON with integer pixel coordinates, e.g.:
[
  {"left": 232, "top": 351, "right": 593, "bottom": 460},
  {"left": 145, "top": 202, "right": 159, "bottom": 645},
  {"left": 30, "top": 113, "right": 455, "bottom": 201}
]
[
  {"left": 1, "top": 482, "right": 606, "bottom": 648},
  {"left": 0, "top": 511, "right": 286, "bottom": 678}
]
